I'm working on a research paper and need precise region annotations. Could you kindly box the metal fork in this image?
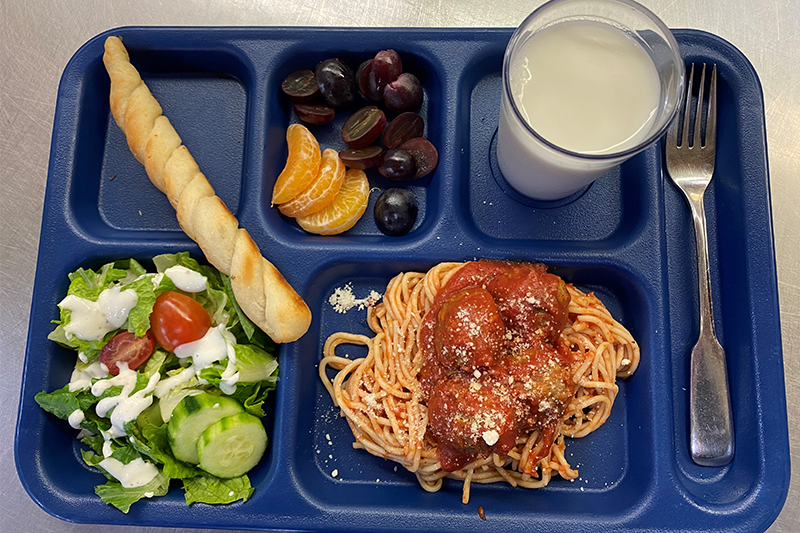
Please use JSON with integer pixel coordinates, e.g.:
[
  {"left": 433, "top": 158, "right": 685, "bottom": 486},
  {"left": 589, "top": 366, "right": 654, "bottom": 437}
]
[{"left": 665, "top": 63, "right": 734, "bottom": 467}]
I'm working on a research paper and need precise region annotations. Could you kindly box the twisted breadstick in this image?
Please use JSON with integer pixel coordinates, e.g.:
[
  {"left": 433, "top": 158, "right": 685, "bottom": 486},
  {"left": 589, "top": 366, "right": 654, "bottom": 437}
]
[{"left": 103, "top": 36, "right": 311, "bottom": 343}]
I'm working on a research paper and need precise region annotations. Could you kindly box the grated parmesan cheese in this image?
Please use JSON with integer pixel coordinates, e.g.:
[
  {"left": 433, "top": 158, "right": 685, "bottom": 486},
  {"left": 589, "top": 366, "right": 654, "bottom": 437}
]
[
  {"left": 329, "top": 283, "right": 382, "bottom": 313},
  {"left": 482, "top": 430, "right": 500, "bottom": 446}
]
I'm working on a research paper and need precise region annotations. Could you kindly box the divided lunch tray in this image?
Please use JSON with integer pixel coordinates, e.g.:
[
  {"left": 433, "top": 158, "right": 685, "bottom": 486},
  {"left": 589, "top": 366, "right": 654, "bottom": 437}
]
[{"left": 15, "top": 26, "right": 789, "bottom": 533}]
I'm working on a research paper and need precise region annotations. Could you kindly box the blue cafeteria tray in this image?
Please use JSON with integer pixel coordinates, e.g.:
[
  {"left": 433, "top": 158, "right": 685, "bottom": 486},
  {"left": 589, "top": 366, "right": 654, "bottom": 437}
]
[{"left": 15, "top": 26, "right": 789, "bottom": 532}]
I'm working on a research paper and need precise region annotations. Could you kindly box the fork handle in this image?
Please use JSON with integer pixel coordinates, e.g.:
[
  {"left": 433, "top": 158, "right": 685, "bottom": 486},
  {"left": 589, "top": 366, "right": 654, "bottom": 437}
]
[{"left": 686, "top": 193, "right": 735, "bottom": 466}]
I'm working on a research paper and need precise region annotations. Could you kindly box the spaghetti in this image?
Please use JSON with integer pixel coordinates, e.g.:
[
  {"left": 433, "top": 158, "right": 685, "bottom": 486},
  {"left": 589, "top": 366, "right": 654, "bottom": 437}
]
[{"left": 319, "top": 261, "right": 639, "bottom": 503}]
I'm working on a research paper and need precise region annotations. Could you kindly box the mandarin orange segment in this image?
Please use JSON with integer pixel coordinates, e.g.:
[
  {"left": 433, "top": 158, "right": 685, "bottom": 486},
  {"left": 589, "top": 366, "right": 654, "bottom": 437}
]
[
  {"left": 271, "top": 124, "right": 322, "bottom": 205},
  {"left": 296, "top": 169, "right": 370, "bottom": 235},
  {"left": 278, "top": 148, "right": 345, "bottom": 218}
]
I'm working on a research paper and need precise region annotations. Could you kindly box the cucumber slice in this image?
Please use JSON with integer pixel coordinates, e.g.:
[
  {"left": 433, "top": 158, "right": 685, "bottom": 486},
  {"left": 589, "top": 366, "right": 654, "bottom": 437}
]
[
  {"left": 197, "top": 412, "right": 267, "bottom": 478},
  {"left": 167, "top": 392, "right": 244, "bottom": 464}
]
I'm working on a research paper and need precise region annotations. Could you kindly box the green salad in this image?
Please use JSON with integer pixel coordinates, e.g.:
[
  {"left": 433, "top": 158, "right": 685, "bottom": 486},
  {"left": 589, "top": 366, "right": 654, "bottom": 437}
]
[{"left": 35, "top": 252, "right": 279, "bottom": 512}]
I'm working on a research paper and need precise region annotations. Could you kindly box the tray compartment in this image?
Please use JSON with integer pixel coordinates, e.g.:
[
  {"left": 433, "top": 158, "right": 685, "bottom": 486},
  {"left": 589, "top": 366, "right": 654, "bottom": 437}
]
[
  {"left": 662, "top": 53, "right": 774, "bottom": 512},
  {"left": 69, "top": 46, "right": 253, "bottom": 238},
  {"left": 16, "top": 243, "right": 280, "bottom": 521},
  {"left": 262, "top": 40, "right": 445, "bottom": 240},
  {"left": 459, "top": 49, "right": 656, "bottom": 244},
  {"left": 286, "top": 259, "right": 654, "bottom": 522}
]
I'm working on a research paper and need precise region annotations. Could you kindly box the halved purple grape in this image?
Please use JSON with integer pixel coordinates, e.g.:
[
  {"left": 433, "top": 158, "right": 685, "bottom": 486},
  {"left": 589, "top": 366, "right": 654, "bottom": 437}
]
[
  {"left": 338, "top": 146, "right": 384, "bottom": 170},
  {"left": 384, "top": 72, "right": 423, "bottom": 112},
  {"left": 374, "top": 188, "right": 418, "bottom": 236},
  {"left": 341, "top": 106, "right": 387, "bottom": 149},
  {"left": 281, "top": 69, "right": 319, "bottom": 103},
  {"left": 357, "top": 60, "right": 383, "bottom": 101},
  {"left": 371, "top": 49, "right": 403, "bottom": 92},
  {"left": 293, "top": 103, "right": 335, "bottom": 125},
  {"left": 379, "top": 149, "right": 417, "bottom": 182},
  {"left": 383, "top": 112, "right": 424, "bottom": 149},
  {"left": 315, "top": 58, "right": 356, "bottom": 107},
  {"left": 399, "top": 137, "right": 438, "bottom": 179}
]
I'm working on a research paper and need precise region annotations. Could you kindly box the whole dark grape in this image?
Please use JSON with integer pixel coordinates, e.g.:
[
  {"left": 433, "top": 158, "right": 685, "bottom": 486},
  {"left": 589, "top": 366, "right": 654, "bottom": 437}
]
[
  {"left": 315, "top": 58, "right": 356, "bottom": 107},
  {"left": 384, "top": 72, "right": 423, "bottom": 112},
  {"left": 374, "top": 188, "right": 418, "bottom": 236},
  {"left": 378, "top": 149, "right": 416, "bottom": 182}
]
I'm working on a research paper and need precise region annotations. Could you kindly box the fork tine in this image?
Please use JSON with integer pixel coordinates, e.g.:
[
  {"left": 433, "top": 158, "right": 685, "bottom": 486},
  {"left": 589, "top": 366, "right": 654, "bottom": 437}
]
[
  {"left": 681, "top": 64, "right": 695, "bottom": 148},
  {"left": 705, "top": 64, "right": 718, "bottom": 151},
  {"left": 694, "top": 64, "right": 707, "bottom": 149}
]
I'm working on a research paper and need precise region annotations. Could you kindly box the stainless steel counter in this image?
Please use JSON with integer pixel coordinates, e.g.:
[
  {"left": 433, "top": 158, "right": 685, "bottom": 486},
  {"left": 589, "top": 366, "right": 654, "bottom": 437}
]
[{"left": 1, "top": 1, "right": 796, "bottom": 532}]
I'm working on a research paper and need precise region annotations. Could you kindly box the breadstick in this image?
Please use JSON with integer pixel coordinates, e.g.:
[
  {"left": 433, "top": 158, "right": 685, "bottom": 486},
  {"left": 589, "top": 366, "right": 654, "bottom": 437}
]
[{"left": 103, "top": 36, "right": 311, "bottom": 343}]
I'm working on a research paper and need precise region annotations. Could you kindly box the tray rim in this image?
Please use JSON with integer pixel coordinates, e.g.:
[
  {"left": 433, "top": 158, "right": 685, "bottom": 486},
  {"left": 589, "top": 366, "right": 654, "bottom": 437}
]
[{"left": 14, "top": 24, "right": 790, "bottom": 533}]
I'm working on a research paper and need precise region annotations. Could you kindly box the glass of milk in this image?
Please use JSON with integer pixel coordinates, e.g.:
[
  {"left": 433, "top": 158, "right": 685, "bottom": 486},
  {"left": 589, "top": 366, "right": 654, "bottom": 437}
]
[{"left": 497, "top": 0, "right": 684, "bottom": 200}]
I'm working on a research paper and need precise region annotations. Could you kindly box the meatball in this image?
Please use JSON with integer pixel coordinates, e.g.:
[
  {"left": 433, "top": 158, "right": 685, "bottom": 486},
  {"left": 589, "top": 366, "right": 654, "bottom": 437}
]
[
  {"left": 427, "top": 373, "right": 519, "bottom": 471},
  {"left": 486, "top": 263, "right": 570, "bottom": 343},
  {"left": 433, "top": 287, "right": 506, "bottom": 372},
  {"left": 499, "top": 337, "right": 575, "bottom": 433}
]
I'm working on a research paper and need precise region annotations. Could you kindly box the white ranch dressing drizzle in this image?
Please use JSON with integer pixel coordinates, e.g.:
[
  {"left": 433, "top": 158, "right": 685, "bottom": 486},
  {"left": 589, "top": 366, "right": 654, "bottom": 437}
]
[
  {"left": 69, "top": 360, "right": 109, "bottom": 392},
  {"left": 59, "top": 286, "right": 138, "bottom": 341},
  {"left": 98, "top": 285, "right": 139, "bottom": 328},
  {"left": 98, "top": 454, "right": 159, "bottom": 488},
  {"left": 92, "top": 362, "right": 160, "bottom": 438},
  {"left": 88, "top": 364, "right": 161, "bottom": 488},
  {"left": 154, "top": 325, "right": 240, "bottom": 397},
  {"left": 164, "top": 265, "right": 207, "bottom": 293},
  {"left": 68, "top": 409, "right": 84, "bottom": 429},
  {"left": 219, "top": 341, "right": 240, "bottom": 395}
]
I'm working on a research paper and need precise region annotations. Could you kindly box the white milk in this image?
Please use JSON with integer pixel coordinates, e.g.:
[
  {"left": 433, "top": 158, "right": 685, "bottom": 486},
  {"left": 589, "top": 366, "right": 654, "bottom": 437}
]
[{"left": 497, "top": 19, "right": 662, "bottom": 200}]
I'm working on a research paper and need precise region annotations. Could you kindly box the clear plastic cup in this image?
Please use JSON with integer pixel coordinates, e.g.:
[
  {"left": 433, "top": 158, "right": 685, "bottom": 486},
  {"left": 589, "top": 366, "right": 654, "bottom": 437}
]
[{"left": 496, "top": 0, "right": 684, "bottom": 201}]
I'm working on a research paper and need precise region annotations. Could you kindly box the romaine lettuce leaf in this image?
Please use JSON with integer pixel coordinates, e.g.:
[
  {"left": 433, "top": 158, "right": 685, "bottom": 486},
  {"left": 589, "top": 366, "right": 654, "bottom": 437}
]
[
  {"left": 67, "top": 264, "right": 128, "bottom": 300},
  {"left": 153, "top": 252, "right": 209, "bottom": 277},
  {"left": 81, "top": 437, "right": 170, "bottom": 513},
  {"left": 142, "top": 348, "right": 170, "bottom": 380},
  {"left": 198, "top": 366, "right": 273, "bottom": 418},
  {"left": 124, "top": 419, "right": 201, "bottom": 480},
  {"left": 34, "top": 384, "right": 98, "bottom": 420},
  {"left": 80, "top": 433, "right": 105, "bottom": 455},
  {"left": 93, "top": 471, "right": 170, "bottom": 513},
  {"left": 183, "top": 473, "right": 253, "bottom": 505},
  {"left": 115, "top": 258, "right": 148, "bottom": 285},
  {"left": 133, "top": 423, "right": 201, "bottom": 480},
  {"left": 195, "top": 285, "right": 229, "bottom": 328},
  {"left": 120, "top": 276, "right": 156, "bottom": 337},
  {"left": 35, "top": 383, "right": 115, "bottom": 434},
  {"left": 49, "top": 262, "right": 132, "bottom": 357},
  {"left": 233, "top": 344, "right": 279, "bottom": 384},
  {"left": 240, "top": 383, "right": 270, "bottom": 418}
]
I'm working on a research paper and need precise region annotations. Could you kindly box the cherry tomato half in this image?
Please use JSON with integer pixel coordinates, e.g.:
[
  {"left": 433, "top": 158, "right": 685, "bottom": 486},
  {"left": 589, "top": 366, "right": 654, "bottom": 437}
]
[
  {"left": 99, "top": 330, "right": 156, "bottom": 375},
  {"left": 150, "top": 291, "right": 211, "bottom": 352}
]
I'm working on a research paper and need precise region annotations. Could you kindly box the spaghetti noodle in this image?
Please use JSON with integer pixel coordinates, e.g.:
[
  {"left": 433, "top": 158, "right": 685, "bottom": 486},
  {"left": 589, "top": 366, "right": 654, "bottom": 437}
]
[{"left": 319, "top": 261, "right": 639, "bottom": 503}]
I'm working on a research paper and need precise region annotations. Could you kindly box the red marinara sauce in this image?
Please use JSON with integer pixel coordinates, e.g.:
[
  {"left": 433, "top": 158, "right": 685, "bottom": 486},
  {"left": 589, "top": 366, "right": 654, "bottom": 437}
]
[{"left": 418, "top": 260, "right": 577, "bottom": 472}]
